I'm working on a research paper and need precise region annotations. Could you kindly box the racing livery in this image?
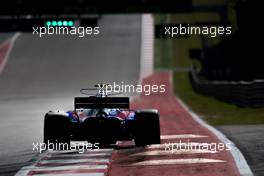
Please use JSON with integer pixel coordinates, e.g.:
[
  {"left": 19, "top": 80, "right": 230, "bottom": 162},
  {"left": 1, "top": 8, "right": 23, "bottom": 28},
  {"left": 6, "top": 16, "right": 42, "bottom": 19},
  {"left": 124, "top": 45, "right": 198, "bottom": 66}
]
[{"left": 44, "top": 84, "right": 160, "bottom": 148}]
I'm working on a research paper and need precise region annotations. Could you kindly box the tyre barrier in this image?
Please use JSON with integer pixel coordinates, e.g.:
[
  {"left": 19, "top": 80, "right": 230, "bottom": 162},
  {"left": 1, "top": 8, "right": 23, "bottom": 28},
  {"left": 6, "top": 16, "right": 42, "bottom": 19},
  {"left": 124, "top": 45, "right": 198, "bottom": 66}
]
[{"left": 189, "top": 67, "right": 264, "bottom": 107}]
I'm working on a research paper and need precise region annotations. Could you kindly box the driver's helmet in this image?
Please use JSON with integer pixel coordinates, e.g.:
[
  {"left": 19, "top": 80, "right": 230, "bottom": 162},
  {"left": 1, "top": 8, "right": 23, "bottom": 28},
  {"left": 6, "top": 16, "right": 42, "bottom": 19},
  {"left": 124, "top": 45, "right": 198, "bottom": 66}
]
[
  {"left": 86, "top": 108, "right": 110, "bottom": 117},
  {"left": 86, "top": 108, "right": 123, "bottom": 118},
  {"left": 108, "top": 108, "right": 121, "bottom": 116}
]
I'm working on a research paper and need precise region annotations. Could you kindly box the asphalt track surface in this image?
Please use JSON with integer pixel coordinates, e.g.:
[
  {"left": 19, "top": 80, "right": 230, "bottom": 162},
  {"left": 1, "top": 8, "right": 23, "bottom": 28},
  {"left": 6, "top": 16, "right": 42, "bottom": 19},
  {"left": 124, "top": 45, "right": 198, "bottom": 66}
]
[
  {"left": 217, "top": 125, "right": 264, "bottom": 176},
  {"left": 0, "top": 34, "right": 14, "bottom": 44},
  {"left": 0, "top": 15, "right": 141, "bottom": 175}
]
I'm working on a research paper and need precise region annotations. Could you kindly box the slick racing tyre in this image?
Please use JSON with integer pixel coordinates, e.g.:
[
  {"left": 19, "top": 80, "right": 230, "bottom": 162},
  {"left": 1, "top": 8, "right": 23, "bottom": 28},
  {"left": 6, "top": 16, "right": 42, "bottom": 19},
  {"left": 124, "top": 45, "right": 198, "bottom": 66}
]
[
  {"left": 134, "top": 109, "right": 161, "bottom": 146},
  {"left": 44, "top": 112, "right": 71, "bottom": 150}
]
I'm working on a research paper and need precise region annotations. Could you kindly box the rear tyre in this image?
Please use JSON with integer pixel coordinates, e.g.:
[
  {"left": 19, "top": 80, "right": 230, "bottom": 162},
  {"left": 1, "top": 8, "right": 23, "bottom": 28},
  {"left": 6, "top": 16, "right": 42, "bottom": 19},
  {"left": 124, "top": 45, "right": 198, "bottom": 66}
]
[
  {"left": 44, "top": 112, "right": 71, "bottom": 150},
  {"left": 134, "top": 109, "right": 161, "bottom": 146}
]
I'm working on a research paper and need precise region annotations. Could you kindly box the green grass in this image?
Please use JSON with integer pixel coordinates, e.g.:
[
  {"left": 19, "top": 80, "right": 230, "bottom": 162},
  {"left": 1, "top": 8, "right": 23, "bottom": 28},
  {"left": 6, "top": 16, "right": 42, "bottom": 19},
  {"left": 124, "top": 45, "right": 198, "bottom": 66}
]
[
  {"left": 154, "top": 14, "right": 264, "bottom": 126},
  {"left": 173, "top": 72, "right": 264, "bottom": 125}
]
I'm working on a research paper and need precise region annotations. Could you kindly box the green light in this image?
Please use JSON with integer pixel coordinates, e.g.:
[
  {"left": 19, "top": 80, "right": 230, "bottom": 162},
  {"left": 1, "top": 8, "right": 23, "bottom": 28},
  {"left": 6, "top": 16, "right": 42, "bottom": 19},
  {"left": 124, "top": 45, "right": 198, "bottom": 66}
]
[
  {"left": 52, "top": 21, "right": 57, "bottom": 26},
  {"left": 57, "top": 21, "right": 63, "bottom": 26},
  {"left": 63, "top": 21, "right": 68, "bottom": 26},
  {"left": 46, "top": 21, "right": 51, "bottom": 26},
  {"left": 68, "top": 21, "right": 74, "bottom": 26}
]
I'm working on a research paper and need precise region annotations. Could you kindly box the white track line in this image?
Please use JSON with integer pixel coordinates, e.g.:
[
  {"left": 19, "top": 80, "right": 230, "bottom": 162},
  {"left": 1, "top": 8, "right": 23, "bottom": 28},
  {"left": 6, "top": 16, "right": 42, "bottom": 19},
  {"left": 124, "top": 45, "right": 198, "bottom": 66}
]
[
  {"left": 46, "top": 153, "right": 111, "bottom": 158},
  {"left": 132, "top": 149, "right": 218, "bottom": 156},
  {"left": 21, "top": 164, "right": 107, "bottom": 171},
  {"left": 146, "top": 142, "right": 214, "bottom": 149},
  {"left": 0, "top": 32, "right": 20, "bottom": 73},
  {"left": 175, "top": 92, "right": 253, "bottom": 175},
  {"left": 132, "top": 158, "right": 226, "bottom": 166},
  {"left": 16, "top": 149, "right": 112, "bottom": 176},
  {"left": 139, "top": 14, "right": 154, "bottom": 80},
  {"left": 39, "top": 158, "right": 110, "bottom": 164},
  {"left": 47, "top": 148, "right": 113, "bottom": 154},
  {"left": 32, "top": 173, "right": 105, "bottom": 176},
  {"left": 161, "top": 134, "right": 208, "bottom": 139},
  {"left": 15, "top": 164, "right": 106, "bottom": 176}
]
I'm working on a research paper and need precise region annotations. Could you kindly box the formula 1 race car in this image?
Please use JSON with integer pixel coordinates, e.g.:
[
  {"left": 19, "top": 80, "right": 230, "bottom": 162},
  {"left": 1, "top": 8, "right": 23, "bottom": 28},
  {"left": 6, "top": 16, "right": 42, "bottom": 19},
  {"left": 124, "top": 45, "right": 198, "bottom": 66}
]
[{"left": 44, "top": 84, "right": 160, "bottom": 148}]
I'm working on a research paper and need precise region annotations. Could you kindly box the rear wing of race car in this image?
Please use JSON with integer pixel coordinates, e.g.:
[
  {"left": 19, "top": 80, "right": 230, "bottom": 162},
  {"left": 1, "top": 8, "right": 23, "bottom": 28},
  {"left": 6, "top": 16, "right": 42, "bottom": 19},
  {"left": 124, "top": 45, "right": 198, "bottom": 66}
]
[{"left": 74, "top": 97, "right": 129, "bottom": 109}]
